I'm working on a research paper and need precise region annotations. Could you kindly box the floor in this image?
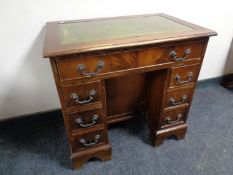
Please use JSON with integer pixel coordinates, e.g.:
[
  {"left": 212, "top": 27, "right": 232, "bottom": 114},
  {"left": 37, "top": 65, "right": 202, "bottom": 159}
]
[{"left": 0, "top": 84, "right": 233, "bottom": 175}]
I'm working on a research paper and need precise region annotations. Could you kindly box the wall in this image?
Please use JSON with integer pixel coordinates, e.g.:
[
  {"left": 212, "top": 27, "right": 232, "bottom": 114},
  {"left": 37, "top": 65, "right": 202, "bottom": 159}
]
[{"left": 0, "top": 0, "right": 233, "bottom": 120}]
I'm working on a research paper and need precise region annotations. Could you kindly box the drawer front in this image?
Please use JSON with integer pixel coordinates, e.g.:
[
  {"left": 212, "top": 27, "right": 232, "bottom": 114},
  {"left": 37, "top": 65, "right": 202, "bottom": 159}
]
[
  {"left": 165, "top": 87, "right": 193, "bottom": 108},
  {"left": 168, "top": 42, "right": 203, "bottom": 62},
  {"left": 56, "top": 42, "right": 204, "bottom": 81},
  {"left": 57, "top": 48, "right": 169, "bottom": 81},
  {"left": 62, "top": 81, "right": 102, "bottom": 107},
  {"left": 169, "top": 64, "right": 200, "bottom": 88},
  {"left": 68, "top": 108, "right": 103, "bottom": 131},
  {"left": 161, "top": 107, "right": 187, "bottom": 128},
  {"left": 72, "top": 129, "right": 106, "bottom": 151}
]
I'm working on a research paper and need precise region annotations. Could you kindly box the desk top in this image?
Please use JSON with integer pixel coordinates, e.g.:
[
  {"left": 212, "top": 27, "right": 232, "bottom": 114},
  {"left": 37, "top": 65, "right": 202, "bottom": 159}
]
[{"left": 43, "top": 13, "right": 216, "bottom": 57}]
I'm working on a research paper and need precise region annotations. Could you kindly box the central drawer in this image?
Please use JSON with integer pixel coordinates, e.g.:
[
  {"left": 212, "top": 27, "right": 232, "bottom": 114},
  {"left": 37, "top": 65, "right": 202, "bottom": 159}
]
[{"left": 56, "top": 42, "right": 204, "bottom": 81}]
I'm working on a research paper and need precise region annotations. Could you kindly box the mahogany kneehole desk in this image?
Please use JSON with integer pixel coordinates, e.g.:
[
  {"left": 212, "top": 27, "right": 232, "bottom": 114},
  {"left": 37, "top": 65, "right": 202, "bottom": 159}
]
[{"left": 43, "top": 13, "right": 217, "bottom": 169}]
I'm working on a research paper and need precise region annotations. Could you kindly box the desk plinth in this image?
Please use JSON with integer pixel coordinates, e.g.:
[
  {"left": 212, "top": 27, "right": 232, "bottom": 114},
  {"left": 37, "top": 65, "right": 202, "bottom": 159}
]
[{"left": 43, "top": 13, "right": 216, "bottom": 169}]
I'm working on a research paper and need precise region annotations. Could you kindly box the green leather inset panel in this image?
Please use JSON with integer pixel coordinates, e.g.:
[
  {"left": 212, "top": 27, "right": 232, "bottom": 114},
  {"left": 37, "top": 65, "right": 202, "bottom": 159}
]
[{"left": 59, "top": 15, "right": 193, "bottom": 45}]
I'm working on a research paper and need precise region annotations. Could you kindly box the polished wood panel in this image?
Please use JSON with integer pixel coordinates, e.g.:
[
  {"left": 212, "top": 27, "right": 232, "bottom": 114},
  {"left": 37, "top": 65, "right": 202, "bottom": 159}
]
[
  {"left": 146, "top": 69, "right": 169, "bottom": 131},
  {"left": 161, "top": 105, "right": 188, "bottom": 128},
  {"left": 68, "top": 108, "right": 104, "bottom": 131},
  {"left": 105, "top": 73, "right": 145, "bottom": 117},
  {"left": 165, "top": 87, "right": 193, "bottom": 108},
  {"left": 154, "top": 124, "right": 188, "bottom": 146},
  {"left": 166, "top": 41, "right": 204, "bottom": 62},
  {"left": 71, "top": 145, "right": 112, "bottom": 169},
  {"left": 56, "top": 47, "right": 169, "bottom": 81},
  {"left": 72, "top": 128, "right": 107, "bottom": 152},
  {"left": 169, "top": 64, "right": 200, "bottom": 88},
  {"left": 62, "top": 81, "right": 102, "bottom": 107}
]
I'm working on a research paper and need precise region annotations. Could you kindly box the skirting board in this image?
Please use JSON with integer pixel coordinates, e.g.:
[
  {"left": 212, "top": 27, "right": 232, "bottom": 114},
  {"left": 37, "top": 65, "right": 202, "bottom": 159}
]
[
  {"left": 197, "top": 73, "right": 233, "bottom": 88},
  {"left": 0, "top": 73, "right": 233, "bottom": 123}
]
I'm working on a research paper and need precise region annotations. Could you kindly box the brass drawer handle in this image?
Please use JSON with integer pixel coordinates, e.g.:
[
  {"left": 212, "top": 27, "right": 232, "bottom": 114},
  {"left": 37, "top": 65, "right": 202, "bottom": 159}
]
[
  {"left": 169, "top": 48, "right": 191, "bottom": 62},
  {"left": 71, "top": 90, "right": 96, "bottom": 104},
  {"left": 79, "top": 134, "right": 101, "bottom": 147},
  {"left": 77, "top": 60, "right": 105, "bottom": 77},
  {"left": 175, "top": 72, "right": 193, "bottom": 85},
  {"left": 165, "top": 114, "right": 182, "bottom": 125},
  {"left": 169, "top": 95, "right": 187, "bottom": 106},
  {"left": 75, "top": 114, "right": 99, "bottom": 128}
]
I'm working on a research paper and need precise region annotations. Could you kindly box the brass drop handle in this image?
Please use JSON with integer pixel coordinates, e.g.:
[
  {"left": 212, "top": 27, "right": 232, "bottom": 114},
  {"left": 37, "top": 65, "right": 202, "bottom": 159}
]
[
  {"left": 77, "top": 60, "right": 105, "bottom": 77},
  {"left": 175, "top": 72, "right": 193, "bottom": 85},
  {"left": 169, "top": 95, "right": 187, "bottom": 106},
  {"left": 71, "top": 90, "right": 96, "bottom": 104},
  {"left": 165, "top": 114, "right": 182, "bottom": 125},
  {"left": 75, "top": 114, "right": 99, "bottom": 128},
  {"left": 169, "top": 48, "right": 191, "bottom": 62},
  {"left": 79, "top": 134, "right": 101, "bottom": 147}
]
